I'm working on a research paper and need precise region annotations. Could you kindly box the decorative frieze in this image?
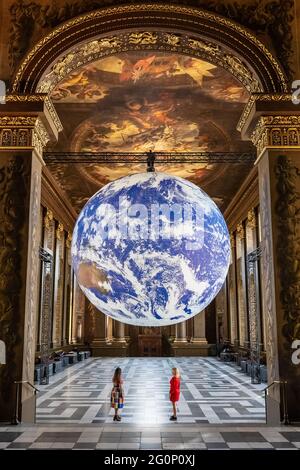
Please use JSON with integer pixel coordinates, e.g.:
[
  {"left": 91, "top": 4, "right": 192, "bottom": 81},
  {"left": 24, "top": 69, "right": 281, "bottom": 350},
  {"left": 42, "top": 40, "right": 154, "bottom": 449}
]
[
  {"left": 251, "top": 115, "right": 300, "bottom": 157},
  {"left": 0, "top": 114, "right": 49, "bottom": 157},
  {"left": 0, "top": 95, "right": 63, "bottom": 154}
]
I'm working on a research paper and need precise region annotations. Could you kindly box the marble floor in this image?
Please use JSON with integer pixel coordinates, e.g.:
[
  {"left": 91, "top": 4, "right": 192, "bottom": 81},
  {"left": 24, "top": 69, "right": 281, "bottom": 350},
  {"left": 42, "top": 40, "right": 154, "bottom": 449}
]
[
  {"left": 1, "top": 358, "right": 300, "bottom": 450},
  {"left": 1, "top": 424, "right": 300, "bottom": 450},
  {"left": 35, "top": 357, "right": 266, "bottom": 425}
]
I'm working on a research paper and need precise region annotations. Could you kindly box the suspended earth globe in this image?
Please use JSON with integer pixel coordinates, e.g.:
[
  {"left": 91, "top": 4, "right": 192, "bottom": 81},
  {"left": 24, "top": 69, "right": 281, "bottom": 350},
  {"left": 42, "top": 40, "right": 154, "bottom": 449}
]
[{"left": 71, "top": 172, "right": 230, "bottom": 326}]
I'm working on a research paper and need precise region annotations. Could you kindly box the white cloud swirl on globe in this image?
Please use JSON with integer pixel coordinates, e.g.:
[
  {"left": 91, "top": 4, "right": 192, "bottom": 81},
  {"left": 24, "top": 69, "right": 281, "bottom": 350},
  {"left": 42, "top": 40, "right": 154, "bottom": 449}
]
[{"left": 71, "top": 172, "right": 230, "bottom": 326}]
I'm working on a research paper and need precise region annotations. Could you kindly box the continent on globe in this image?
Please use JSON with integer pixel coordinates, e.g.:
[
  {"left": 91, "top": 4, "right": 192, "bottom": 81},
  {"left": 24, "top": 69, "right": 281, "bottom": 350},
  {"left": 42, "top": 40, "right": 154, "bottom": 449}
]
[
  {"left": 71, "top": 172, "right": 230, "bottom": 327},
  {"left": 77, "top": 262, "right": 110, "bottom": 294}
]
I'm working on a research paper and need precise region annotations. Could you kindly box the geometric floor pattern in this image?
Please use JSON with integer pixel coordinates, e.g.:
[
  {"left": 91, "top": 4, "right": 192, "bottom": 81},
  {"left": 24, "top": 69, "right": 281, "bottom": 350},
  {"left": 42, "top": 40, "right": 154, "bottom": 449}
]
[
  {"left": 35, "top": 357, "right": 266, "bottom": 425},
  {"left": 1, "top": 358, "right": 300, "bottom": 450},
  {"left": 1, "top": 425, "right": 300, "bottom": 450}
]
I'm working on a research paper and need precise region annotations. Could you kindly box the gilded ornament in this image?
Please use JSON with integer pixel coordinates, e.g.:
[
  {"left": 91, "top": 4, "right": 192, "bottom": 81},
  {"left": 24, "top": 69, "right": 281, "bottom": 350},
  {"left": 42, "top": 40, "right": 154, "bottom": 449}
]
[
  {"left": 251, "top": 115, "right": 300, "bottom": 156},
  {"left": 52, "top": 53, "right": 75, "bottom": 78},
  {"left": 128, "top": 32, "right": 157, "bottom": 45},
  {"left": 44, "top": 209, "right": 53, "bottom": 229},
  {"left": 31, "top": 118, "right": 50, "bottom": 156},
  {"left": 247, "top": 209, "right": 257, "bottom": 229},
  {"left": 37, "top": 29, "right": 263, "bottom": 96},
  {"left": 188, "top": 38, "right": 219, "bottom": 55},
  {"left": 0, "top": 116, "right": 37, "bottom": 127},
  {"left": 98, "top": 37, "right": 122, "bottom": 48},
  {"left": 164, "top": 33, "right": 181, "bottom": 46},
  {"left": 44, "top": 96, "right": 63, "bottom": 133},
  {"left": 237, "top": 94, "right": 293, "bottom": 133},
  {"left": 12, "top": 4, "right": 287, "bottom": 94},
  {"left": 66, "top": 232, "right": 72, "bottom": 248},
  {"left": 236, "top": 223, "right": 245, "bottom": 239},
  {"left": 56, "top": 222, "right": 64, "bottom": 240},
  {"left": 230, "top": 233, "right": 235, "bottom": 247},
  {"left": 5, "top": 94, "right": 46, "bottom": 102}
]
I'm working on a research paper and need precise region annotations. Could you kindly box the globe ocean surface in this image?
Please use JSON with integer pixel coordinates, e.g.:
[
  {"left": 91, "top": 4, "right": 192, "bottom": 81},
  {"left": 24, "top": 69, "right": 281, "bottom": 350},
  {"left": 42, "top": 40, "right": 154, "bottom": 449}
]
[{"left": 71, "top": 172, "right": 230, "bottom": 326}]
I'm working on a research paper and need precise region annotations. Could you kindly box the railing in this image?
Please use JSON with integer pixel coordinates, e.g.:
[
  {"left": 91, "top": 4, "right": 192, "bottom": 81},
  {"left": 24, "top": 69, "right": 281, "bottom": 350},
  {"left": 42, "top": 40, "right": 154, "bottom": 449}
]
[
  {"left": 12, "top": 381, "right": 39, "bottom": 425},
  {"left": 263, "top": 380, "right": 289, "bottom": 425}
]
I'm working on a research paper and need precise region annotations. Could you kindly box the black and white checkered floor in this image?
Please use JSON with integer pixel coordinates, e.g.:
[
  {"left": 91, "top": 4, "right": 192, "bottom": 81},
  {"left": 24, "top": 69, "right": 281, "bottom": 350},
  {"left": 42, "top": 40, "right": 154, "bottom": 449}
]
[
  {"left": 1, "top": 426, "right": 300, "bottom": 449},
  {"left": 1, "top": 358, "right": 300, "bottom": 450},
  {"left": 35, "top": 357, "right": 266, "bottom": 425}
]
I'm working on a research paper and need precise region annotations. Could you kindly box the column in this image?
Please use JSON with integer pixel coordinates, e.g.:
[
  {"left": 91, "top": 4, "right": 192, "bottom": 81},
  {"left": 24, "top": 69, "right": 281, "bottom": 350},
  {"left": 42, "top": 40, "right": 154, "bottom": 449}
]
[
  {"left": 52, "top": 222, "right": 65, "bottom": 348},
  {"left": 0, "top": 94, "right": 62, "bottom": 422},
  {"left": 191, "top": 312, "right": 207, "bottom": 344},
  {"left": 106, "top": 316, "right": 113, "bottom": 343},
  {"left": 239, "top": 96, "right": 300, "bottom": 422},
  {"left": 245, "top": 209, "right": 261, "bottom": 349},
  {"left": 236, "top": 223, "right": 249, "bottom": 347},
  {"left": 174, "top": 321, "right": 187, "bottom": 342},
  {"left": 91, "top": 308, "right": 108, "bottom": 345},
  {"left": 228, "top": 233, "right": 239, "bottom": 345},
  {"left": 62, "top": 232, "right": 72, "bottom": 346},
  {"left": 113, "top": 320, "right": 126, "bottom": 343},
  {"left": 215, "top": 285, "right": 228, "bottom": 343},
  {"left": 71, "top": 279, "right": 85, "bottom": 344}
]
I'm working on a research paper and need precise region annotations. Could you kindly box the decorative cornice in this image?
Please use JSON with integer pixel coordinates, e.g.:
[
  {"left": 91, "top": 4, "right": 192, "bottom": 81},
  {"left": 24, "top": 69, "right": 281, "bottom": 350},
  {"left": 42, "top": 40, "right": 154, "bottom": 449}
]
[
  {"left": 0, "top": 94, "right": 63, "bottom": 150},
  {"left": 4, "top": 93, "right": 63, "bottom": 133},
  {"left": 44, "top": 96, "right": 63, "bottom": 133},
  {"left": 251, "top": 115, "right": 300, "bottom": 157},
  {"left": 237, "top": 93, "right": 293, "bottom": 133},
  {"left": 5, "top": 94, "right": 46, "bottom": 102},
  {"left": 32, "top": 118, "right": 50, "bottom": 157},
  {"left": 0, "top": 116, "right": 37, "bottom": 126}
]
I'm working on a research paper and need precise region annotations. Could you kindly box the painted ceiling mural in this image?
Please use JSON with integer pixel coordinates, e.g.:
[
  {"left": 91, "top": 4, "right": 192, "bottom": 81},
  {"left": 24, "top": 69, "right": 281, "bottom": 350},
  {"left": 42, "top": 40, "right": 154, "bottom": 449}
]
[{"left": 49, "top": 52, "right": 253, "bottom": 212}]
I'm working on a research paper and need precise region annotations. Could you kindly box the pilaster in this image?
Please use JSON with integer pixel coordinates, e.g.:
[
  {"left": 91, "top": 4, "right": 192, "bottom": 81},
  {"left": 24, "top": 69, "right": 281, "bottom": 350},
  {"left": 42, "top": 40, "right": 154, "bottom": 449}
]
[
  {"left": 0, "top": 94, "right": 62, "bottom": 423},
  {"left": 239, "top": 93, "right": 300, "bottom": 423}
]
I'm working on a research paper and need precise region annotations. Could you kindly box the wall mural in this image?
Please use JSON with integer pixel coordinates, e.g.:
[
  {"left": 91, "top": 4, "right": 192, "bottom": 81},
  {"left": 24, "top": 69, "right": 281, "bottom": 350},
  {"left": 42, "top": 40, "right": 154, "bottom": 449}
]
[{"left": 49, "top": 51, "right": 252, "bottom": 213}]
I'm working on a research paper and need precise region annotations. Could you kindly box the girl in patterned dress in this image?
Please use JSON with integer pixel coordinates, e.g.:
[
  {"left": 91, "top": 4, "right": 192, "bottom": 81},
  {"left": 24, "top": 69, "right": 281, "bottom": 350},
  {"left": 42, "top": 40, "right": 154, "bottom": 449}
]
[
  {"left": 111, "top": 367, "right": 124, "bottom": 422},
  {"left": 169, "top": 367, "right": 180, "bottom": 421}
]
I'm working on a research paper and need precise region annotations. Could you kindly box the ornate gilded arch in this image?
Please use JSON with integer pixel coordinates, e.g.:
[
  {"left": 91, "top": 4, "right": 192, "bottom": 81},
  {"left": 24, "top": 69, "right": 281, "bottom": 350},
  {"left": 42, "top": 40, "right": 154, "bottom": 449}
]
[{"left": 12, "top": 3, "right": 287, "bottom": 95}]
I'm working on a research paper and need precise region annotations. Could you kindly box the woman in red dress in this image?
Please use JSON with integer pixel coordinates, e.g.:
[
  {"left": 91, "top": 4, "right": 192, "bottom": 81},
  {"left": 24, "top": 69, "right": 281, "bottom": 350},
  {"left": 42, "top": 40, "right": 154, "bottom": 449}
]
[{"left": 169, "top": 367, "right": 180, "bottom": 421}]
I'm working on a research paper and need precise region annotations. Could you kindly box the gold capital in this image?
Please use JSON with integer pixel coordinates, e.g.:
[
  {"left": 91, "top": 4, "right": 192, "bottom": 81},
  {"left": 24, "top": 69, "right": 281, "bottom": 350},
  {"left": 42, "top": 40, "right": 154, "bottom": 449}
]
[{"left": 44, "top": 209, "right": 53, "bottom": 229}]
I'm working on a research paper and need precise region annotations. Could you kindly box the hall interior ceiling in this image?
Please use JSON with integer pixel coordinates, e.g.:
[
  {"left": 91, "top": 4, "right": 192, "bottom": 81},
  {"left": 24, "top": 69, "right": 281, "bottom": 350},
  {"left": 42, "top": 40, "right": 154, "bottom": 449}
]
[{"left": 45, "top": 52, "right": 254, "bottom": 213}]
